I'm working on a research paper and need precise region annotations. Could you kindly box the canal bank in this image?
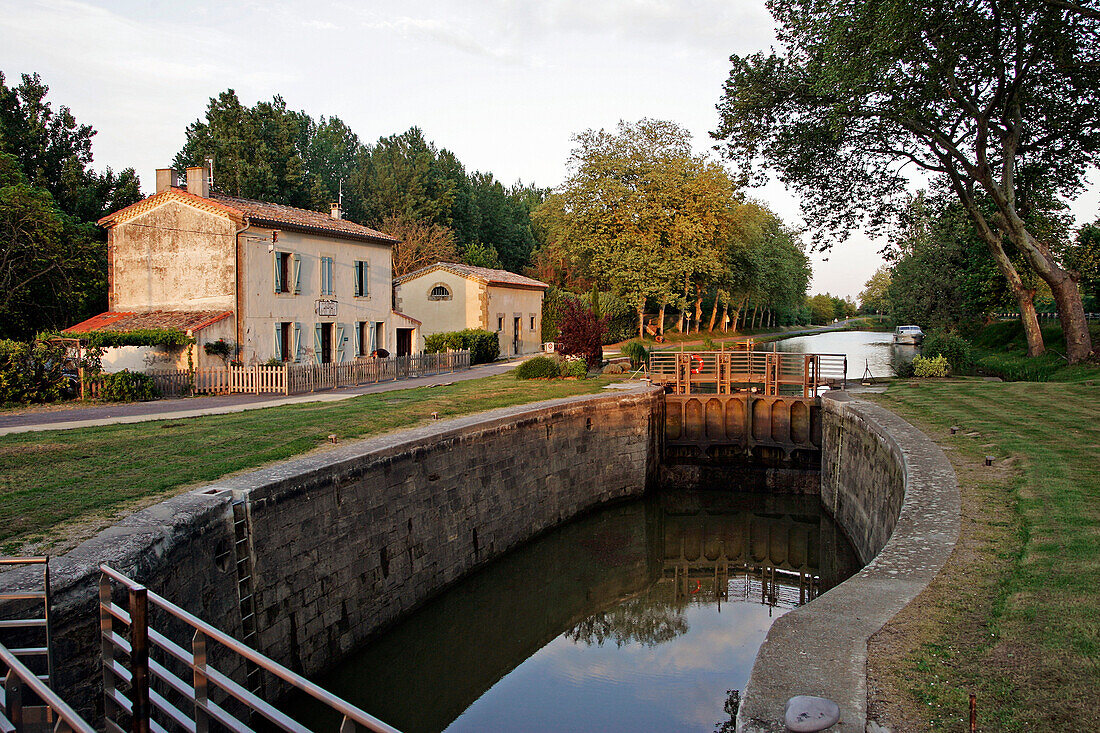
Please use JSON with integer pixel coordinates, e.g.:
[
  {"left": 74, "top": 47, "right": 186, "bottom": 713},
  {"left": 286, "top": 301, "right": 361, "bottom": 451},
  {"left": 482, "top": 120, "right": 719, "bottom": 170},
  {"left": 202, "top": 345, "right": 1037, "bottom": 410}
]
[{"left": 0, "top": 383, "right": 959, "bottom": 731}]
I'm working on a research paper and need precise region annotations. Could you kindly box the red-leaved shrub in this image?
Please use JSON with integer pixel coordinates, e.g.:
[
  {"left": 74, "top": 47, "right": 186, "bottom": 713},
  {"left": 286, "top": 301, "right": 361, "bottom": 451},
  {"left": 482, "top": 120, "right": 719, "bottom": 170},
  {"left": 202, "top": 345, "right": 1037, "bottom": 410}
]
[{"left": 555, "top": 298, "right": 607, "bottom": 369}]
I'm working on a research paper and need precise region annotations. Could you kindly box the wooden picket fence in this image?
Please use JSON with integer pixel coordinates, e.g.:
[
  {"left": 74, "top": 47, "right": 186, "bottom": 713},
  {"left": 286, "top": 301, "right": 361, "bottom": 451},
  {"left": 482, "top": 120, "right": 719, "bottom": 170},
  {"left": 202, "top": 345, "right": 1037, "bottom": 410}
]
[{"left": 144, "top": 350, "right": 471, "bottom": 399}]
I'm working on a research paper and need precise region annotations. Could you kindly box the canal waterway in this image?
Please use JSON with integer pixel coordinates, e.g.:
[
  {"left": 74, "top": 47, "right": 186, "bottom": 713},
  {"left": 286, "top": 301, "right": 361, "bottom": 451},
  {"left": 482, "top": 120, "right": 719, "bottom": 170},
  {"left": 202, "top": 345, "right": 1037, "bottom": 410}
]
[
  {"left": 762, "top": 329, "right": 919, "bottom": 379},
  {"left": 285, "top": 490, "right": 861, "bottom": 732}
]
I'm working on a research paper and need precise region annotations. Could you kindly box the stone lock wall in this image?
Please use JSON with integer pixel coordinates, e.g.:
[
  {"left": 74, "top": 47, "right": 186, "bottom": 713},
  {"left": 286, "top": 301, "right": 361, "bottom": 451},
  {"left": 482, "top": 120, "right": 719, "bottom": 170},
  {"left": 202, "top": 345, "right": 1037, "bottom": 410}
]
[
  {"left": 233, "top": 387, "right": 661, "bottom": 676},
  {"left": 737, "top": 392, "right": 959, "bottom": 733},
  {"left": 1, "top": 386, "right": 661, "bottom": 719}
]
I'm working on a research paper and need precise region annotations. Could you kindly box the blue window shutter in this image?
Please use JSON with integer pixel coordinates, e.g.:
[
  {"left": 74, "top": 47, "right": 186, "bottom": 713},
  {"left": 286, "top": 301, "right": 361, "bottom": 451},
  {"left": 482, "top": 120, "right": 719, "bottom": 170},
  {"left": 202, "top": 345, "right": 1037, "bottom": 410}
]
[
  {"left": 273, "top": 323, "right": 282, "bottom": 361},
  {"left": 314, "top": 323, "right": 323, "bottom": 364},
  {"left": 294, "top": 323, "right": 302, "bottom": 362},
  {"left": 354, "top": 322, "right": 362, "bottom": 356},
  {"left": 337, "top": 323, "right": 346, "bottom": 361},
  {"left": 293, "top": 254, "right": 302, "bottom": 294},
  {"left": 273, "top": 252, "right": 281, "bottom": 293}
]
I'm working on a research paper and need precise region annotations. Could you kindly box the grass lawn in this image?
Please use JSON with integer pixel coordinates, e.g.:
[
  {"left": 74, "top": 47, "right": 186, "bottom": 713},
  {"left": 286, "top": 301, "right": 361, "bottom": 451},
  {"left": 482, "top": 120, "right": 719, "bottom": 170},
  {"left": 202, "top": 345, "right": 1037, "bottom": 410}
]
[
  {"left": 0, "top": 373, "right": 624, "bottom": 554},
  {"left": 965, "top": 322, "right": 1100, "bottom": 383},
  {"left": 864, "top": 378, "right": 1100, "bottom": 731}
]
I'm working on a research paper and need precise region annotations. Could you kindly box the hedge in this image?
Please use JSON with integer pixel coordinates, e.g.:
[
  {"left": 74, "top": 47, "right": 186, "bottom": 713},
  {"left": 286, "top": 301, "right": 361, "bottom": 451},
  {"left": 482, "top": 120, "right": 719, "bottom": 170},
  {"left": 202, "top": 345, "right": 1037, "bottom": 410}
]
[
  {"left": 40, "top": 328, "right": 192, "bottom": 348},
  {"left": 84, "top": 370, "right": 160, "bottom": 401},
  {"left": 422, "top": 329, "right": 500, "bottom": 364},
  {"left": 515, "top": 356, "right": 561, "bottom": 379}
]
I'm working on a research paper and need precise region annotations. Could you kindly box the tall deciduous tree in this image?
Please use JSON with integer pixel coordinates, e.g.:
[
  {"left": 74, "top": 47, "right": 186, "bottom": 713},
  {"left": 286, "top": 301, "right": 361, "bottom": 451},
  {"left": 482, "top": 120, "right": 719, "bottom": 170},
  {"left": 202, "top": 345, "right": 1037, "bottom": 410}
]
[
  {"left": 384, "top": 215, "right": 460, "bottom": 278},
  {"left": 715, "top": 0, "right": 1099, "bottom": 362},
  {"left": 539, "top": 119, "right": 744, "bottom": 338}
]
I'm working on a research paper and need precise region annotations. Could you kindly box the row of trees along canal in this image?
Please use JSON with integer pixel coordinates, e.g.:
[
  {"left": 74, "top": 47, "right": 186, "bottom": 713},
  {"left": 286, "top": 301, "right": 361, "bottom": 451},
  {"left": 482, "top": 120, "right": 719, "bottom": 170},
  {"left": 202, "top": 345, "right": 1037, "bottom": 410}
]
[
  {"left": 713, "top": 0, "right": 1100, "bottom": 364},
  {"left": 2, "top": 77, "right": 812, "bottom": 343}
]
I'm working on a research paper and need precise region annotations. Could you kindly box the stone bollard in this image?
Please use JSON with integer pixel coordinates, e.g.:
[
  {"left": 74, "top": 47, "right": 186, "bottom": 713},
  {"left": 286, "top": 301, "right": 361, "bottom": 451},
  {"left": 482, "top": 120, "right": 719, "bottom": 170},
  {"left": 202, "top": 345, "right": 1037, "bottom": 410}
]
[{"left": 784, "top": 695, "right": 841, "bottom": 732}]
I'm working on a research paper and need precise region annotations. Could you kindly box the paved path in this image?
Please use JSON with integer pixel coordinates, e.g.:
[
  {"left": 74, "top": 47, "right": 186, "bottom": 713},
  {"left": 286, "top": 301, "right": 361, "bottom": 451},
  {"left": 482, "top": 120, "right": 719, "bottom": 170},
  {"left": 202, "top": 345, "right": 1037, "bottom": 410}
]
[{"left": 0, "top": 360, "right": 520, "bottom": 436}]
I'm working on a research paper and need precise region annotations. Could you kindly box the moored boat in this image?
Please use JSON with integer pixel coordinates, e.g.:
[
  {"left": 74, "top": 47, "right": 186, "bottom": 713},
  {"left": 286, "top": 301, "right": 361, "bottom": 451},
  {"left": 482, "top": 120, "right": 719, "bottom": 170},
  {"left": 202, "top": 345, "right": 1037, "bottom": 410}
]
[{"left": 893, "top": 325, "right": 924, "bottom": 344}]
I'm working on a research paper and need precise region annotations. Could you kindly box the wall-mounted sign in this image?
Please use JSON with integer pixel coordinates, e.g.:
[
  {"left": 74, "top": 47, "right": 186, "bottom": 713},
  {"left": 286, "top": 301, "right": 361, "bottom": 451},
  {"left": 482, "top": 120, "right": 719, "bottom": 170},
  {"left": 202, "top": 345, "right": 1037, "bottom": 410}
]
[{"left": 316, "top": 299, "right": 337, "bottom": 317}]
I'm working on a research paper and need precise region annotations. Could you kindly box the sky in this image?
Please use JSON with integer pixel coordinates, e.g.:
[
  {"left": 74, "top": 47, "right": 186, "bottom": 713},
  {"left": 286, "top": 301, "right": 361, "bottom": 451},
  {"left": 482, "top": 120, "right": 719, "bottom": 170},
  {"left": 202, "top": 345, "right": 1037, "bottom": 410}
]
[{"left": 3, "top": 0, "right": 1098, "bottom": 299}]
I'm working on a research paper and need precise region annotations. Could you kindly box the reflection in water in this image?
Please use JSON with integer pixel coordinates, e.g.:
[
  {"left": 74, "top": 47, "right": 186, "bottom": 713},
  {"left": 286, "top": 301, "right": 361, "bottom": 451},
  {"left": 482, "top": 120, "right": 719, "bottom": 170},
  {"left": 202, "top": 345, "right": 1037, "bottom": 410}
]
[
  {"left": 763, "top": 330, "right": 919, "bottom": 378},
  {"left": 285, "top": 491, "right": 860, "bottom": 733}
]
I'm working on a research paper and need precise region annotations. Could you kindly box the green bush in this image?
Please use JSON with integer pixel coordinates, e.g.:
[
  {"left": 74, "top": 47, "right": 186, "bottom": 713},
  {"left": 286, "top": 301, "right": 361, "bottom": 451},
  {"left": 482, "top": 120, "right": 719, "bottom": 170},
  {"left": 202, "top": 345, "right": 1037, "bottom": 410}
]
[
  {"left": 913, "top": 354, "right": 950, "bottom": 378},
  {"left": 890, "top": 352, "right": 917, "bottom": 378},
  {"left": 514, "top": 356, "right": 561, "bottom": 379},
  {"left": 584, "top": 290, "right": 636, "bottom": 343},
  {"left": 423, "top": 329, "right": 500, "bottom": 364},
  {"left": 922, "top": 330, "right": 971, "bottom": 371},
  {"left": 622, "top": 341, "right": 648, "bottom": 370},
  {"left": 0, "top": 339, "right": 68, "bottom": 403},
  {"left": 560, "top": 358, "right": 587, "bottom": 378},
  {"left": 602, "top": 362, "right": 626, "bottom": 374},
  {"left": 85, "top": 370, "right": 160, "bottom": 401}
]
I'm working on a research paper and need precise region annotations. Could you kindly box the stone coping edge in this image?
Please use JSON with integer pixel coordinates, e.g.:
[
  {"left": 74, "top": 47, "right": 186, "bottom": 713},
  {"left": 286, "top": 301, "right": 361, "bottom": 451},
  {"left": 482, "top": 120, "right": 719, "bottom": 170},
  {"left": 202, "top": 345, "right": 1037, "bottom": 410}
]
[{"left": 737, "top": 392, "right": 961, "bottom": 733}]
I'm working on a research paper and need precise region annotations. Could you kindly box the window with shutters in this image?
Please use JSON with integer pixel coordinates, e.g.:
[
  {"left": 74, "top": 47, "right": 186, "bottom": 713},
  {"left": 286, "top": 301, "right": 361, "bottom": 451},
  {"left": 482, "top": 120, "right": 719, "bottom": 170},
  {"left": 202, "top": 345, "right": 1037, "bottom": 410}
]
[
  {"left": 320, "top": 257, "right": 334, "bottom": 295},
  {"left": 274, "top": 252, "right": 290, "bottom": 293},
  {"left": 354, "top": 261, "right": 369, "bottom": 297}
]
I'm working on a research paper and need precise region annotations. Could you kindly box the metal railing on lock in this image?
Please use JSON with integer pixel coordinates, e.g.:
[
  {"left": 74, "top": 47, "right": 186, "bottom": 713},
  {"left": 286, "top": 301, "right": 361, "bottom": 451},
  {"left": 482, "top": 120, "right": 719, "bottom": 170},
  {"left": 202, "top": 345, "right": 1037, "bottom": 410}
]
[
  {"left": 0, "top": 643, "right": 96, "bottom": 733},
  {"left": 648, "top": 350, "right": 847, "bottom": 397},
  {"left": 0, "top": 557, "right": 92, "bottom": 733},
  {"left": 98, "top": 565, "right": 402, "bottom": 733}
]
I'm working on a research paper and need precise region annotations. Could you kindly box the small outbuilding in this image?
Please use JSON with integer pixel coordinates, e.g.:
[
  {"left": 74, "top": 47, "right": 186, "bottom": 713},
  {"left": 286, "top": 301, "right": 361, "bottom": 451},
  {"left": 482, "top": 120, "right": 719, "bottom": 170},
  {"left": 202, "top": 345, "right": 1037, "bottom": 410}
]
[{"left": 393, "top": 263, "right": 549, "bottom": 357}]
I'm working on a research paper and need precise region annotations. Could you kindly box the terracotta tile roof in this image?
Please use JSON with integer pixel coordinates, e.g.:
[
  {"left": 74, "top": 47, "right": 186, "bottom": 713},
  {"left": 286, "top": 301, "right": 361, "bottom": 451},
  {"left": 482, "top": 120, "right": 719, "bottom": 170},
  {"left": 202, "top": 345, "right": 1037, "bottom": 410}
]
[
  {"left": 63, "top": 310, "right": 233, "bottom": 334},
  {"left": 98, "top": 188, "right": 398, "bottom": 246},
  {"left": 395, "top": 262, "right": 549, "bottom": 290},
  {"left": 209, "top": 193, "right": 398, "bottom": 245}
]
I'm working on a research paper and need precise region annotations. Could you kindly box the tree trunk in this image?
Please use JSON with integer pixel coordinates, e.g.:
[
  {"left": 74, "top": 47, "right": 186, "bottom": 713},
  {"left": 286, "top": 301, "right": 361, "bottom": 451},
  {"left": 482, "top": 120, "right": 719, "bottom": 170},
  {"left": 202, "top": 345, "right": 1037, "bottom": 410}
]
[
  {"left": 731, "top": 296, "right": 746, "bottom": 334},
  {"left": 978, "top": 105, "right": 1092, "bottom": 363},
  {"left": 751, "top": 303, "right": 760, "bottom": 329},
  {"left": 708, "top": 293, "right": 720, "bottom": 332},
  {"left": 657, "top": 300, "right": 666, "bottom": 336},
  {"left": 694, "top": 286, "right": 704, "bottom": 333},
  {"left": 638, "top": 304, "right": 645, "bottom": 340},
  {"left": 721, "top": 302, "right": 729, "bottom": 332},
  {"left": 944, "top": 171, "right": 1047, "bottom": 357}
]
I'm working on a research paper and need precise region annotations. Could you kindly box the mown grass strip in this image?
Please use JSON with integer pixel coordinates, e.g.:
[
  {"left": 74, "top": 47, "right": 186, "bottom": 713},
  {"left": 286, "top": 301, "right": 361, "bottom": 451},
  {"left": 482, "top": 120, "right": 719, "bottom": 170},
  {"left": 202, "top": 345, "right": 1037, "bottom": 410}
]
[
  {"left": 0, "top": 374, "right": 623, "bottom": 553},
  {"left": 865, "top": 379, "right": 1099, "bottom": 731}
]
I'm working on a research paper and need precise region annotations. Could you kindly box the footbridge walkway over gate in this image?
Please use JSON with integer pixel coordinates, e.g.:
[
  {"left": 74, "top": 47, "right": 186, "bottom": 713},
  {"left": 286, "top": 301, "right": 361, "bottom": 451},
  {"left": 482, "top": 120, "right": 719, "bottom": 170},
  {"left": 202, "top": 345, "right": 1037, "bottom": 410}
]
[{"left": 648, "top": 348, "right": 847, "bottom": 460}]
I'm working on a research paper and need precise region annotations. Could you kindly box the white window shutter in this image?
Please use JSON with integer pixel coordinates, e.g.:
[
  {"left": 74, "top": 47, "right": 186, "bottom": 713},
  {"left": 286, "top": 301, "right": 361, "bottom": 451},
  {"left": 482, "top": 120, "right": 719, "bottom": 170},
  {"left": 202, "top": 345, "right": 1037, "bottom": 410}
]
[
  {"left": 337, "top": 324, "right": 346, "bottom": 361},
  {"left": 273, "top": 323, "right": 282, "bottom": 361},
  {"left": 294, "top": 323, "right": 302, "bottom": 362},
  {"left": 293, "top": 254, "right": 302, "bottom": 294},
  {"left": 314, "top": 323, "right": 323, "bottom": 364},
  {"left": 354, "top": 322, "right": 362, "bottom": 356}
]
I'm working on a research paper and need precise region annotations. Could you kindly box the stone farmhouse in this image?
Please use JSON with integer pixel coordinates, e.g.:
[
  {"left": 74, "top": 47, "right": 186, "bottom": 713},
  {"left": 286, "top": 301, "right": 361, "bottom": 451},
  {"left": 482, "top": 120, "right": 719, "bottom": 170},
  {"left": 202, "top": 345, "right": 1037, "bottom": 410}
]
[
  {"left": 65, "top": 165, "right": 419, "bottom": 370},
  {"left": 394, "top": 262, "right": 548, "bottom": 357}
]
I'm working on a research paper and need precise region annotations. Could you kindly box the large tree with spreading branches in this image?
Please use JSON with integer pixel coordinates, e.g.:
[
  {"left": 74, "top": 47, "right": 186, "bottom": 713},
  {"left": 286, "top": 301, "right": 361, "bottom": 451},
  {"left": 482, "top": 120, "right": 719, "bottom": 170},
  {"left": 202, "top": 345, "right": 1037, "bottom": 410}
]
[{"left": 715, "top": 0, "right": 1100, "bottom": 362}]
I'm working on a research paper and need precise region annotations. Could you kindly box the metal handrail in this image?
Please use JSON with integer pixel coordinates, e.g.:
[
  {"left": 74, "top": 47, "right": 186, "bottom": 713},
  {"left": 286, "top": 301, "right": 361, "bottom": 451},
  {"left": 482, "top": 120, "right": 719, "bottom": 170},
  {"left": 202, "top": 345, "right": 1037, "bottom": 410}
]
[
  {"left": 99, "top": 565, "right": 401, "bottom": 733},
  {"left": 648, "top": 350, "right": 846, "bottom": 396},
  {"left": 0, "top": 557, "right": 54, "bottom": 688},
  {"left": 0, "top": 643, "right": 95, "bottom": 733}
]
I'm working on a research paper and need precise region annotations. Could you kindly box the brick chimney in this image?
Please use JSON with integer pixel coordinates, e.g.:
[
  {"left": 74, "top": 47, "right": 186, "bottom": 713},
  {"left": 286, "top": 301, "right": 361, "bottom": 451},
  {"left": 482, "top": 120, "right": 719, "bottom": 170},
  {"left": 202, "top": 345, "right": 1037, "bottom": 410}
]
[
  {"left": 155, "top": 168, "right": 179, "bottom": 194},
  {"left": 330, "top": 202, "right": 342, "bottom": 220},
  {"left": 186, "top": 166, "right": 209, "bottom": 198}
]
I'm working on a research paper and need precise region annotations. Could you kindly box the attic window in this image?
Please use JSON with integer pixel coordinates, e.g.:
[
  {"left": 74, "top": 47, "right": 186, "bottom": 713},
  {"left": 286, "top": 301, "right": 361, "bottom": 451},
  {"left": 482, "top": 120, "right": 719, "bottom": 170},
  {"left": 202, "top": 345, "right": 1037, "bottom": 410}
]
[{"left": 429, "top": 285, "right": 451, "bottom": 301}]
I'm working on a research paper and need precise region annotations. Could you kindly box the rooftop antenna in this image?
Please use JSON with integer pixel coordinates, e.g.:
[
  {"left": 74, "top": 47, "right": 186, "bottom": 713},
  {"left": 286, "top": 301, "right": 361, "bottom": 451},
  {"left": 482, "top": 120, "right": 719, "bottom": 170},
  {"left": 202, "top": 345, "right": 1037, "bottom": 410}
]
[
  {"left": 205, "top": 156, "right": 215, "bottom": 190},
  {"left": 338, "top": 178, "right": 344, "bottom": 208}
]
